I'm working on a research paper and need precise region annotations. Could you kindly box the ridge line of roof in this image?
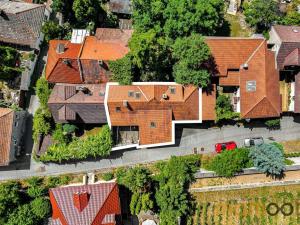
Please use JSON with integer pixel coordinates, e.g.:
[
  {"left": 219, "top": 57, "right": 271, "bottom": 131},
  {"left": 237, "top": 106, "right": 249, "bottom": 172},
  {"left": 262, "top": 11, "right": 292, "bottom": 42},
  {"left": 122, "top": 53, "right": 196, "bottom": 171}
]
[
  {"left": 14, "top": 3, "right": 45, "bottom": 14},
  {"left": 50, "top": 190, "right": 70, "bottom": 225},
  {"left": 244, "top": 39, "right": 265, "bottom": 65}
]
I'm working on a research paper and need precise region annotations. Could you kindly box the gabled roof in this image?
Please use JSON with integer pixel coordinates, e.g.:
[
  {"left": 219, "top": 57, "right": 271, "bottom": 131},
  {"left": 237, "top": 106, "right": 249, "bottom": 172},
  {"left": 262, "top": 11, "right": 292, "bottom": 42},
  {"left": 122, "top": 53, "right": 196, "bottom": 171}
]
[
  {"left": 206, "top": 38, "right": 281, "bottom": 119},
  {"left": 0, "top": 1, "right": 45, "bottom": 47},
  {"left": 272, "top": 25, "right": 300, "bottom": 43},
  {"left": 0, "top": 108, "right": 14, "bottom": 166},
  {"left": 283, "top": 48, "right": 300, "bottom": 67},
  {"left": 109, "top": 0, "right": 132, "bottom": 15},
  {"left": 50, "top": 182, "right": 121, "bottom": 225},
  {"left": 79, "top": 29, "right": 132, "bottom": 60}
]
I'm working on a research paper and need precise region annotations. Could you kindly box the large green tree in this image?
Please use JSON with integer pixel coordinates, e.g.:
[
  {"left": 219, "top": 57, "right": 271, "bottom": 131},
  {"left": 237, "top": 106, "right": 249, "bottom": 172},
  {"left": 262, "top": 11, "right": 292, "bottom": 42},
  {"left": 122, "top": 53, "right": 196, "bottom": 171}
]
[
  {"left": 243, "top": 0, "right": 280, "bottom": 32},
  {"left": 109, "top": 55, "right": 134, "bottom": 85},
  {"left": 72, "top": 0, "right": 102, "bottom": 26},
  {"left": 172, "top": 34, "right": 211, "bottom": 87}
]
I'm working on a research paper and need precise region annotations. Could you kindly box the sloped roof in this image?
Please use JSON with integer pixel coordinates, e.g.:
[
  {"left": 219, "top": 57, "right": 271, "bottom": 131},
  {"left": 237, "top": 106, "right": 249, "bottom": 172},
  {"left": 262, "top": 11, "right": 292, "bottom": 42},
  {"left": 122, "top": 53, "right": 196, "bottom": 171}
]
[
  {"left": 50, "top": 182, "right": 121, "bottom": 225},
  {"left": 273, "top": 25, "right": 300, "bottom": 43},
  {"left": 0, "top": 108, "right": 14, "bottom": 166},
  {"left": 107, "top": 84, "right": 200, "bottom": 145},
  {"left": 109, "top": 0, "right": 132, "bottom": 14},
  {"left": 283, "top": 48, "right": 300, "bottom": 67},
  {"left": 45, "top": 40, "right": 82, "bottom": 82},
  {"left": 206, "top": 38, "right": 281, "bottom": 119},
  {"left": 79, "top": 29, "right": 133, "bottom": 60},
  {"left": 0, "top": 1, "right": 45, "bottom": 47}
]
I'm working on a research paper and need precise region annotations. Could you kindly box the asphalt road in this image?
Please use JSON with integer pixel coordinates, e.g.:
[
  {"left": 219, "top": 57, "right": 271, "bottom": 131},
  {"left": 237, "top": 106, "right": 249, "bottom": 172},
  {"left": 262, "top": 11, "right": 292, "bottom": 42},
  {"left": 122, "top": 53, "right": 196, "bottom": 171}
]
[{"left": 1, "top": 116, "right": 300, "bottom": 181}]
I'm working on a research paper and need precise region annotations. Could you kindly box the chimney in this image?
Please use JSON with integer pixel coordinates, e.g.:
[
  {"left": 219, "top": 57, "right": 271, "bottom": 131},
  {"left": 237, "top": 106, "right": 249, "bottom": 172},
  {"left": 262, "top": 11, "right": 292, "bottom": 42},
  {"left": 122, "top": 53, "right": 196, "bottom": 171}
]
[
  {"left": 56, "top": 43, "right": 65, "bottom": 54},
  {"left": 73, "top": 191, "right": 89, "bottom": 212},
  {"left": 83, "top": 175, "right": 88, "bottom": 185}
]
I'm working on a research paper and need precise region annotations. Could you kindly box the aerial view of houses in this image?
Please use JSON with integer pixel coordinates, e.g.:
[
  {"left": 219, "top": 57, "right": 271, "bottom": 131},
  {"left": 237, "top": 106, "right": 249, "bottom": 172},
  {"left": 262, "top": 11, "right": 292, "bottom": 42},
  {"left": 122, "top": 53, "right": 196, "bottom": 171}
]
[{"left": 2, "top": 0, "right": 300, "bottom": 224}]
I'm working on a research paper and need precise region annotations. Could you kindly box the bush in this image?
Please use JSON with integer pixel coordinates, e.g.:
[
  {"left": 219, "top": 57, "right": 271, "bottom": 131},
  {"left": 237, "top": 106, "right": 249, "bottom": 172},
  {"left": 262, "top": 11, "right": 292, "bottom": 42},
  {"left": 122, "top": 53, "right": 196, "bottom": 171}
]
[
  {"left": 115, "top": 167, "right": 127, "bottom": 184},
  {"left": 130, "top": 192, "right": 154, "bottom": 215},
  {"left": 265, "top": 119, "right": 280, "bottom": 129},
  {"left": 30, "top": 197, "right": 51, "bottom": 219},
  {"left": 102, "top": 172, "right": 114, "bottom": 181},
  {"left": 35, "top": 77, "right": 51, "bottom": 109},
  {"left": 32, "top": 107, "right": 52, "bottom": 141},
  {"left": 0, "top": 182, "right": 21, "bottom": 220},
  {"left": 208, "top": 148, "right": 253, "bottom": 177},
  {"left": 249, "top": 144, "right": 285, "bottom": 177},
  {"left": 39, "top": 125, "right": 112, "bottom": 162},
  {"left": 6, "top": 204, "right": 37, "bottom": 225},
  {"left": 27, "top": 186, "right": 46, "bottom": 198},
  {"left": 216, "top": 94, "right": 239, "bottom": 122}
]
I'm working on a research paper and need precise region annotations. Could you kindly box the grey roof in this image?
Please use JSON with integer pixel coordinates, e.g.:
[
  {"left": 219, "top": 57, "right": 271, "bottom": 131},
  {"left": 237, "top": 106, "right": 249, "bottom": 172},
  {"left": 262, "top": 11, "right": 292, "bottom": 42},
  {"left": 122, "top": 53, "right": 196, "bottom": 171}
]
[
  {"left": 0, "top": 0, "right": 45, "bottom": 47},
  {"left": 109, "top": 0, "right": 132, "bottom": 15}
]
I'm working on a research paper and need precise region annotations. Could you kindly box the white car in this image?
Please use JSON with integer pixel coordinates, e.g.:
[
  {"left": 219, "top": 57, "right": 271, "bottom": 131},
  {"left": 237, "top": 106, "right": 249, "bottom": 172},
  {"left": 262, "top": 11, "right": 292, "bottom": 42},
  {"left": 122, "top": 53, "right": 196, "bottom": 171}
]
[{"left": 244, "top": 137, "right": 264, "bottom": 147}]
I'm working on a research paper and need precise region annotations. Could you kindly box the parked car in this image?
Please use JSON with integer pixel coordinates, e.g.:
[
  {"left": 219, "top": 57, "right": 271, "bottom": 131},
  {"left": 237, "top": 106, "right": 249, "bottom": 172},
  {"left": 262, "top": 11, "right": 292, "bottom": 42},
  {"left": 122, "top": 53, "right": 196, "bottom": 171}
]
[
  {"left": 244, "top": 137, "right": 264, "bottom": 147},
  {"left": 215, "top": 141, "right": 237, "bottom": 153}
]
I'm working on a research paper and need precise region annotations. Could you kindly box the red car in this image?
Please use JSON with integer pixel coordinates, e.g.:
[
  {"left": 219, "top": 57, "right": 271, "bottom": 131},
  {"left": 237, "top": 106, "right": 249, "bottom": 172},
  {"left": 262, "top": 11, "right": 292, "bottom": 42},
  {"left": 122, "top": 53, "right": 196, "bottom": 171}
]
[{"left": 215, "top": 141, "right": 237, "bottom": 153}]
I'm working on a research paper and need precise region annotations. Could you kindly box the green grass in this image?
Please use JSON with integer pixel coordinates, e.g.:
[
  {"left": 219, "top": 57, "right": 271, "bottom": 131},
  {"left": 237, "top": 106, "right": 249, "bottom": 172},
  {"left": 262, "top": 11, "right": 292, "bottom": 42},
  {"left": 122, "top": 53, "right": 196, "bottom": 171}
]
[{"left": 225, "top": 14, "right": 252, "bottom": 37}]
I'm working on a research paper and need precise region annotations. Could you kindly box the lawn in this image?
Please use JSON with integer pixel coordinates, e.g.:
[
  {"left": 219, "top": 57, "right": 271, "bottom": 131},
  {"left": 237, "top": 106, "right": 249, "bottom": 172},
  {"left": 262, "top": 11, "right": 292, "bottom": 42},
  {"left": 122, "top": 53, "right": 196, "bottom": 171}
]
[
  {"left": 224, "top": 13, "right": 252, "bottom": 37},
  {"left": 281, "top": 140, "right": 300, "bottom": 154},
  {"left": 192, "top": 184, "right": 300, "bottom": 225}
]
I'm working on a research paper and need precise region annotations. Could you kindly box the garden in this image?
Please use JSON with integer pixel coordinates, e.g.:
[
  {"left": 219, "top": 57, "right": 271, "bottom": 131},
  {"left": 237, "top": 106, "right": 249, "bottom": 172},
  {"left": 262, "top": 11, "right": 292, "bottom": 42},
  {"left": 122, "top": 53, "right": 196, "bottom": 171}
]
[
  {"left": 192, "top": 184, "right": 300, "bottom": 225},
  {"left": 33, "top": 77, "right": 113, "bottom": 163}
]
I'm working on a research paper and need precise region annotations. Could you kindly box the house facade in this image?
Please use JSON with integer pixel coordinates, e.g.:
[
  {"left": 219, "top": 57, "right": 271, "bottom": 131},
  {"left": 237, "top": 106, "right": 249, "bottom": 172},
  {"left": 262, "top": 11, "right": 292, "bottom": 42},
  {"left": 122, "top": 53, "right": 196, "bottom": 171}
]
[{"left": 269, "top": 25, "right": 300, "bottom": 113}]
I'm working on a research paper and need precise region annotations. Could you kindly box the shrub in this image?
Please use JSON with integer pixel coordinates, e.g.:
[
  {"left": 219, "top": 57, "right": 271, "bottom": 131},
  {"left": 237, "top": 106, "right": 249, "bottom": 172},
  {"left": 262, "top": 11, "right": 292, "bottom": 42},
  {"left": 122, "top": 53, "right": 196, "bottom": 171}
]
[
  {"left": 115, "top": 167, "right": 127, "bottom": 184},
  {"left": 45, "top": 175, "right": 71, "bottom": 188},
  {"left": 27, "top": 186, "right": 46, "bottom": 198},
  {"left": 130, "top": 192, "right": 154, "bottom": 215},
  {"left": 35, "top": 77, "right": 51, "bottom": 109},
  {"left": 102, "top": 172, "right": 114, "bottom": 181},
  {"left": 32, "top": 107, "right": 52, "bottom": 141},
  {"left": 6, "top": 204, "right": 36, "bottom": 225},
  {"left": 208, "top": 148, "right": 253, "bottom": 177},
  {"left": 39, "top": 125, "right": 112, "bottom": 162},
  {"left": 63, "top": 124, "right": 77, "bottom": 135},
  {"left": 0, "top": 182, "right": 21, "bottom": 220},
  {"left": 30, "top": 197, "right": 51, "bottom": 219},
  {"left": 249, "top": 144, "right": 285, "bottom": 177},
  {"left": 216, "top": 94, "right": 239, "bottom": 122},
  {"left": 265, "top": 119, "right": 280, "bottom": 129}
]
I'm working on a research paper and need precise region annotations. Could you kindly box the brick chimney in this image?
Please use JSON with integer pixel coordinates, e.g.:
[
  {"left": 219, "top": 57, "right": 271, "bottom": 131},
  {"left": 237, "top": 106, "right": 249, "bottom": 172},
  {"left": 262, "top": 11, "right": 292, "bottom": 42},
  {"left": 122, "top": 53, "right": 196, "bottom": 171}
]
[{"left": 73, "top": 191, "right": 89, "bottom": 212}]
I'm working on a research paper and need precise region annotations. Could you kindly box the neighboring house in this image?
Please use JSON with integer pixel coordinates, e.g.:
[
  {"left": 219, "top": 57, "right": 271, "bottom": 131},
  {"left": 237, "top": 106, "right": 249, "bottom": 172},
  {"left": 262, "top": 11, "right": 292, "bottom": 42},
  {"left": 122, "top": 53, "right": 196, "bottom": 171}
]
[
  {"left": 106, "top": 83, "right": 216, "bottom": 149},
  {"left": 49, "top": 182, "right": 121, "bottom": 225},
  {"left": 108, "top": 0, "right": 132, "bottom": 29},
  {"left": 0, "top": 108, "right": 26, "bottom": 166},
  {"left": 206, "top": 37, "right": 281, "bottom": 119},
  {"left": 45, "top": 28, "right": 133, "bottom": 84},
  {"left": 0, "top": 0, "right": 47, "bottom": 49},
  {"left": 48, "top": 84, "right": 107, "bottom": 124},
  {"left": 269, "top": 25, "right": 300, "bottom": 113}
]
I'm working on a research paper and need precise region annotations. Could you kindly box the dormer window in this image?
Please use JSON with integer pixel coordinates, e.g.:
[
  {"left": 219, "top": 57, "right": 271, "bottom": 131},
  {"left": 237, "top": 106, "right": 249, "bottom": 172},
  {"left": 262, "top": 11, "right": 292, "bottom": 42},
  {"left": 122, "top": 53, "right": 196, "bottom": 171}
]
[
  {"left": 150, "top": 122, "right": 156, "bottom": 128},
  {"left": 116, "top": 107, "right": 121, "bottom": 112},
  {"left": 135, "top": 92, "right": 141, "bottom": 99},
  {"left": 169, "top": 86, "right": 176, "bottom": 94},
  {"left": 128, "top": 90, "right": 134, "bottom": 97},
  {"left": 98, "top": 60, "right": 104, "bottom": 67}
]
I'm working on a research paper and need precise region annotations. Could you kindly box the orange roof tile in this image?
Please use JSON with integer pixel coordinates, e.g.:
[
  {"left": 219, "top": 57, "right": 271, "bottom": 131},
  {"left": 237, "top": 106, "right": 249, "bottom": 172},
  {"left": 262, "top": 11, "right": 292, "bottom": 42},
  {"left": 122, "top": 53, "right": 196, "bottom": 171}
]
[{"left": 0, "top": 108, "right": 14, "bottom": 166}]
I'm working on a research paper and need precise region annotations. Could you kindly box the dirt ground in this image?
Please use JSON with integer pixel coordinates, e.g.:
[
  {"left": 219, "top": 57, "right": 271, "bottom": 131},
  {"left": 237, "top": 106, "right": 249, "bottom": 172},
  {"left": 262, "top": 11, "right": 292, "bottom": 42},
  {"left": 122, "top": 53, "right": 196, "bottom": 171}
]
[
  {"left": 281, "top": 139, "right": 300, "bottom": 153},
  {"left": 192, "top": 170, "right": 300, "bottom": 188}
]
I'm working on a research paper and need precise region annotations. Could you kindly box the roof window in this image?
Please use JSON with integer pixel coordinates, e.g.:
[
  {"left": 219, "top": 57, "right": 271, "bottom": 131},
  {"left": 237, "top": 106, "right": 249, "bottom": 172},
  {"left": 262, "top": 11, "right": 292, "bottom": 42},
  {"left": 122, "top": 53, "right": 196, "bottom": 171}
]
[
  {"left": 246, "top": 81, "right": 256, "bottom": 92},
  {"left": 135, "top": 92, "right": 141, "bottom": 99},
  {"left": 150, "top": 122, "right": 156, "bottom": 128},
  {"left": 128, "top": 90, "right": 134, "bottom": 97},
  {"left": 169, "top": 86, "right": 176, "bottom": 94}
]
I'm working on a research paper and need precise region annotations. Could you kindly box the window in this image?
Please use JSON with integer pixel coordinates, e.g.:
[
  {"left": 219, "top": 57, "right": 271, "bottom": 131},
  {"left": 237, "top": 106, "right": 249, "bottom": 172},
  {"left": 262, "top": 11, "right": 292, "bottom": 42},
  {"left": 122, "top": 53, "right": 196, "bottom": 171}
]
[
  {"left": 128, "top": 90, "right": 134, "bottom": 97},
  {"left": 115, "top": 107, "right": 121, "bottom": 112},
  {"left": 135, "top": 92, "right": 141, "bottom": 99},
  {"left": 246, "top": 81, "right": 256, "bottom": 92},
  {"left": 227, "top": 68, "right": 240, "bottom": 72},
  {"left": 150, "top": 122, "right": 156, "bottom": 128},
  {"left": 14, "top": 122, "right": 18, "bottom": 127},
  {"left": 169, "top": 86, "right": 176, "bottom": 94}
]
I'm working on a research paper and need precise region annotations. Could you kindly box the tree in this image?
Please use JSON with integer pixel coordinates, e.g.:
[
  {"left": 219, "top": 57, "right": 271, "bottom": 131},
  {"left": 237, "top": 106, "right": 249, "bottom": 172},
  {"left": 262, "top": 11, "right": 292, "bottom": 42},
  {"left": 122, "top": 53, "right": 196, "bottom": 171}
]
[
  {"left": 0, "top": 46, "right": 21, "bottom": 79},
  {"left": 282, "top": 11, "right": 300, "bottom": 26},
  {"left": 0, "top": 182, "right": 21, "bottom": 222},
  {"left": 63, "top": 124, "right": 77, "bottom": 135},
  {"left": 249, "top": 144, "right": 285, "bottom": 177},
  {"left": 109, "top": 55, "right": 134, "bottom": 85},
  {"left": 215, "top": 94, "right": 239, "bottom": 122},
  {"left": 30, "top": 197, "right": 51, "bottom": 219},
  {"left": 72, "top": 0, "right": 101, "bottom": 26},
  {"left": 121, "top": 167, "right": 152, "bottom": 193},
  {"left": 32, "top": 107, "right": 51, "bottom": 141},
  {"left": 208, "top": 148, "right": 253, "bottom": 177},
  {"left": 35, "top": 77, "right": 51, "bottom": 108},
  {"left": 6, "top": 204, "right": 37, "bottom": 225},
  {"left": 172, "top": 34, "right": 211, "bottom": 87},
  {"left": 243, "top": 0, "right": 279, "bottom": 32},
  {"left": 42, "top": 21, "right": 72, "bottom": 43},
  {"left": 265, "top": 118, "right": 280, "bottom": 129}
]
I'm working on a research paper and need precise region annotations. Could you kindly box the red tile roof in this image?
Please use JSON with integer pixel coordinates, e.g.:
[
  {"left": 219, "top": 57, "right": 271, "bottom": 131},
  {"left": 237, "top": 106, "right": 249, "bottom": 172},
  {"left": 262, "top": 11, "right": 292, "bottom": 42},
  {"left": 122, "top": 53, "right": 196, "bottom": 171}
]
[
  {"left": 283, "top": 48, "right": 300, "bottom": 67},
  {"left": 45, "top": 29, "right": 132, "bottom": 84},
  {"left": 50, "top": 182, "right": 121, "bottom": 225},
  {"left": 0, "top": 108, "right": 14, "bottom": 166},
  {"left": 206, "top": 38, "right": 281, "bottom": 119}
]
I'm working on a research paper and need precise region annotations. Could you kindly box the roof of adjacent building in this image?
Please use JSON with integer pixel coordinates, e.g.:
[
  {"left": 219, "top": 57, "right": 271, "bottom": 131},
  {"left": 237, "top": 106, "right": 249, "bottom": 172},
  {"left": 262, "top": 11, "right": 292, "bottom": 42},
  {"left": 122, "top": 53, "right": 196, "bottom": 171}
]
[
  {"left": 109, "top": 0, "right": 132, "bottom": 14},
  {"left": 45, "top": 28, "right": 132, "bottom": 83},
  {"left": 0, "top": 0, "right": 45, "bottom": 47},
  {"left": 50, "top": 182, "right": 121, "bottom": 225},
  {"left": 0, "top": 108, "right": 14, "bottom": 166},
  {"left": 48, "top": 84, "right": 107, "bottom": 124},
  {"left": 206, "top": 38, "right": 281, "bottom": 119},
  {"left": 272, "top": 25, "right": 300, "bottom": 43}
]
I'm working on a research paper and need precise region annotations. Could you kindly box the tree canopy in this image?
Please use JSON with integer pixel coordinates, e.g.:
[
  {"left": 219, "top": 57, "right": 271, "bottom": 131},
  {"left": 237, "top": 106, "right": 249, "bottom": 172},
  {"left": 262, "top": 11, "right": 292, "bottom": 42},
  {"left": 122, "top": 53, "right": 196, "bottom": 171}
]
[
  {"left": 243, "top": 0, "right": 280, "bottom": 32},
  {"left": 109, "top": 55, "right": 134, "bottom": 85}
]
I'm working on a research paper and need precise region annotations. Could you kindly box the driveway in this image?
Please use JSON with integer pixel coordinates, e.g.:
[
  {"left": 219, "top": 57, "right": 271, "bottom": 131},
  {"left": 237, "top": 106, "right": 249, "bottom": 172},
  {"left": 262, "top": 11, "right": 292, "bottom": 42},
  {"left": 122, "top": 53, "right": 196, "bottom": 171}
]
[{"left": 1, "top": 116, "right": 300, "bottom": 181}]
